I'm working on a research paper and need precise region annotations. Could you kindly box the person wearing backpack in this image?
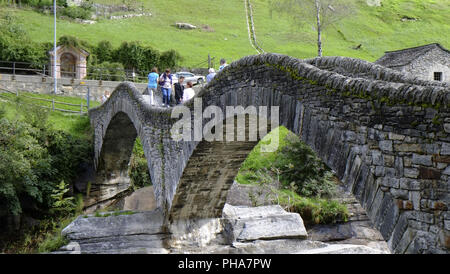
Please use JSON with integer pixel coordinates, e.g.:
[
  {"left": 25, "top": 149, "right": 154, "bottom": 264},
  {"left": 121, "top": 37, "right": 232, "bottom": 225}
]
[{"left": 159, "top": 69, "right": 173, "bottom": 107}]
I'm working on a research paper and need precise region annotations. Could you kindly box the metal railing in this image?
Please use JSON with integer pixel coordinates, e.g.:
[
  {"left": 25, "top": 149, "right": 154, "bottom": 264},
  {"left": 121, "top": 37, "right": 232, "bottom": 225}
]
[
  {"left": 0, "top": 87, "right": 90, "bottom": 115},
  {"left": 0, "top": 56, "right": 216, "bottom": 82},
  {"left": 0, "top": 61, "right": 150, "bottom": 83}
]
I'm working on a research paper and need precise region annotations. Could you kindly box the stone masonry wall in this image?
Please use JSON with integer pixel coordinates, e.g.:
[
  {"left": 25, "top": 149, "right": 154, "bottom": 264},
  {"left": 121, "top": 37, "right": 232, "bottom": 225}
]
[
  {"left": 89, "top": 53, "right": 449, "bottom": 253},
  {"left": 0, "top": 74, "right": 148, "bottom": 102}
]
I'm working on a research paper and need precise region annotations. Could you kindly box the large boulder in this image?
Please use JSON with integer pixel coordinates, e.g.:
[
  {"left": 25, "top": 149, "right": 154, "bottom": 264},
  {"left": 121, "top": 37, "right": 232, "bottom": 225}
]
[
  {"left": 176, "top": 23, "right": 197, "bottom": 29},
  {"left": 60, "top": 210, "right": 169, "bottom": 254},
  {"left": 222, "top": 204, "right": 307, "bottom": 243},
  {"left": 62, "top": 210, "right": 164, "bottom": 240}
]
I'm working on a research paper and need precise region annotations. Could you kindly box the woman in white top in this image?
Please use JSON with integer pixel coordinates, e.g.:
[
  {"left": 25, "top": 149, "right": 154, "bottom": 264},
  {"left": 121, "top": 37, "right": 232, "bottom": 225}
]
[{"left": 182, "top": 81, "right": 195, "bottom": 102}]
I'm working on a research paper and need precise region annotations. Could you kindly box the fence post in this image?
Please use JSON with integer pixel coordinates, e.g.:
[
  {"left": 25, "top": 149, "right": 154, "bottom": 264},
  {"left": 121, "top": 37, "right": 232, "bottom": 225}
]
[
  {"left": 87, "top": 86, "right": 90, "bottom": 111},
  {"left": 43, "top": 64, "right": 46, "bottom": 76},
  {"left": 52, "top": 98, "right": 55, "bottom": 111},
  {"left": 208, "top": 54, "right": 211, "bottom": 69},
  {"left": 12, "top": 62, "right": 15, "bottom": 76},
  {"left": 80, "top": 102, "right": 83, "bottom": 115}
]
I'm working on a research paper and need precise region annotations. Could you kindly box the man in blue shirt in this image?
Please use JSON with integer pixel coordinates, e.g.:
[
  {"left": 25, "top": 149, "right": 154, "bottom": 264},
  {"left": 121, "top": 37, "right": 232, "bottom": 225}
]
[
  {"left": 147, "top": 67, "right": 159, "bottom": 105},
  {"left": 219, "top": 59, "right": 228, "bottom": 71},
  {"left": 206, "top": 68, "right": 216, "bottom": 83}
]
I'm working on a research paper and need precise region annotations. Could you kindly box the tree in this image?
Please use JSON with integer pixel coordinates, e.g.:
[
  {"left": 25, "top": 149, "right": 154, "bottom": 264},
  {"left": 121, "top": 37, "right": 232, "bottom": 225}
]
[
  {"left": 95, "top": 40, "right": 114, "bottom": 63},
  {"left": 270, "top": 0, "right": 354, "bottom": 57}
]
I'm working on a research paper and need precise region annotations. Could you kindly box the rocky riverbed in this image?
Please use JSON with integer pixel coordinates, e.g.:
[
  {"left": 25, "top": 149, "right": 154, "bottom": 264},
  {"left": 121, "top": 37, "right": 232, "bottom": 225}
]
[{"left": 55, "top": 182, "right": 390, "bottom": 254}]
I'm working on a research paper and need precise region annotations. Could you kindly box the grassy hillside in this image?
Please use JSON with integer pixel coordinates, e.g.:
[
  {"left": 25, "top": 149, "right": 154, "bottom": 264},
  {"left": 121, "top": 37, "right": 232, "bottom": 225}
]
[
  {"left": 1, "top": 0, "right": 449, "bottom": 67},
  {"left": 252, "top": 0, "right": 450, "bottom": 60}
]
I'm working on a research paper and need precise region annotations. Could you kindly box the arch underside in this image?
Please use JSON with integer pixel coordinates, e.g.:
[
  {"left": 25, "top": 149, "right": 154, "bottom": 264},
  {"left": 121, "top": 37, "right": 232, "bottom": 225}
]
[
  {"left": 85, "top": 112, "right": 138, "bottom": 210},
  {"left": 169, "top": 114, "right": 269, "bottom": 220}
]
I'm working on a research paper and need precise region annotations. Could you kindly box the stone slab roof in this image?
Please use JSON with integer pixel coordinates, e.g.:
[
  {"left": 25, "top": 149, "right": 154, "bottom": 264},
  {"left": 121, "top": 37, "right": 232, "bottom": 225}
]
[{"left": 375, "top": 43, "right": 450, "bottom": 68}]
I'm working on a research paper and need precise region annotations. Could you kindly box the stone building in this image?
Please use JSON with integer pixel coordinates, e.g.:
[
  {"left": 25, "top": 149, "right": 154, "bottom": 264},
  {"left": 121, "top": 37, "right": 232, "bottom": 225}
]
[
  {"left": 49, "top": 45, "right": 89, "bottom": 79},
  {"left": 375, "top": 43, "right": 450, "bottom": 82}
]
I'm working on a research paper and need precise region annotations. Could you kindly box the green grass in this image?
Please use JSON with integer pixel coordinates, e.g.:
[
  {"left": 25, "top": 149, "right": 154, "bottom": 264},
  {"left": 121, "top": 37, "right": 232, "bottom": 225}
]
[
  {"left": 277, "top": 189, "right": 349, "bottom": 226},
  {"left": 1, "top": 0, "right": 448, "bottom": 67},
  {"left": 251, "top": 0, "right": 449, "bottom": 61},
  {"left": 236, "top": 126, "right": 290, "bottom": 185},
  {"left": 0, "top": 92, "right": 93, "bottom": 138}
]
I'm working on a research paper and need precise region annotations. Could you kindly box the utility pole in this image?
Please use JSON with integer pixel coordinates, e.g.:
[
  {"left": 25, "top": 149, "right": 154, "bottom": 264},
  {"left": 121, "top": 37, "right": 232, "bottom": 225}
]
[{"left": 53, "top": 0, "right": 57, "bottom": 94}]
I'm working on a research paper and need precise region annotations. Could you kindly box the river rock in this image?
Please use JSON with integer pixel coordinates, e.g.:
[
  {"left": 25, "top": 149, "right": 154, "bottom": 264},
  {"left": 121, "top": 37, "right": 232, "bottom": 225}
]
[
  {"left": 60, "top": 209, "right": 169, "bottom": 254},
  {"left": 62, "top": 210, "right": 165, "bottom": 240},
  {"left": 297, "top": 244, "right": 389, "bottom": 254},
  {"left": 222, "top": 204, "right": 307, "bottom": 243}
]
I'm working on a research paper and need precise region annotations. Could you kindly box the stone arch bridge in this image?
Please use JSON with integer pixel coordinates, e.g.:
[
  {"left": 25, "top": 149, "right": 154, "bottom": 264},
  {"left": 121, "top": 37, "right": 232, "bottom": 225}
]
[{"left": 88, "top": 53, "right": 449, "bottom": 254}]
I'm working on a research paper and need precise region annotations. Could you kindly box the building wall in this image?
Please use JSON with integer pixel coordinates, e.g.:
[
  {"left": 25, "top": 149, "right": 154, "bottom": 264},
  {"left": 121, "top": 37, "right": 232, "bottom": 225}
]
[{"left": 398, "top": 48, "right": 450, "bottom": 82}]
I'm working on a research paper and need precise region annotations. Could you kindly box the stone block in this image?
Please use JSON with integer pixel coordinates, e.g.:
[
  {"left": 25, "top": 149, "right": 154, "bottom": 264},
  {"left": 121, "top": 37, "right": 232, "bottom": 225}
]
[
  {"left": 412, "top": 154, "right": 432, "bottom": 166},
  {"left": 441, "top": 143, "right": 450, "bottom": 155},
  {"left": 404, "top": 168, "right": 419, "bottom": 178},
  {"left": 418, "top": 167, "right": 441, "bottom": 180},
  {"left": 394, "top": 143, "right": 422, "bottom": 153},
  {"left": 379, "top": 140, "right": 393, "bottom": 152},
  {"left": 222, "top": 204, "right": 307, "bottom": 243}
]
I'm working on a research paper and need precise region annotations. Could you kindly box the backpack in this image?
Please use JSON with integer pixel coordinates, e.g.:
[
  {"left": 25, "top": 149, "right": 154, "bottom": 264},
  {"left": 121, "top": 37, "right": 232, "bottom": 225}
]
[{"left": 159, "top": 73, "right": 172, "bottom": 86}]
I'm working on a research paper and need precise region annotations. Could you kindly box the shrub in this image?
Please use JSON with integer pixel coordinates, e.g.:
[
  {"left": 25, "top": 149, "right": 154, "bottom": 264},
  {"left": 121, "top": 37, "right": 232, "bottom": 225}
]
[
  {"left": 275, "top": 134, "right": 336, "bottom": 198},
  {"left": 0, "top": 102, "right": 91, "bottom": 216},
  {"left": 61, "top": 6, "right": 92, "bottom": 20},
  {"left": 129, "top": 138, "right": 152, "bottom": 188},
  {"left": 95, "top": 40, "right": 114, "bottom": 64},
  {"left": 159, "top": 49, "right": 182, "bottom": 70},
  {"left": 0, "top": 14, "right": 48, "bottom": 66},
  {"left": 49, "top": 181, "right": 76, "bottom": 216},
  {"left": 277, "top": 189, "right": 349, "bottom": 225},
  {"left": 88, "top": 61, "right": 125, "bottom": 81}
]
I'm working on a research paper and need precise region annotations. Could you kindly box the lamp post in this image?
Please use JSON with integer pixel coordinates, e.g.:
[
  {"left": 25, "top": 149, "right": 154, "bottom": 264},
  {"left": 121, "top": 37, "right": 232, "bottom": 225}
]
[{"left": 53, "top": 0, "right": 57, "bottom": 94}]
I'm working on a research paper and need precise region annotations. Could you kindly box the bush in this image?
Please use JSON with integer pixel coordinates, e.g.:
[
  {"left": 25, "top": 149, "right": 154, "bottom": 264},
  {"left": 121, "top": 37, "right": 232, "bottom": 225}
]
[
  {"left": 159, "top": 49, "right": 182, "bottom": 70},
  {"left": 61, "top": 6, "right": 92, "bottom": 20},
  {"left": 277, "top": 189, "right": 349, "bottom": 225},
  {"left": 0, "top": 103, "right": 91, "bottom": 216},
  {"left": 49, "top": 181, "right": 75, "bottom": 216},
  {"left": 95, "top": 40, "right": 114, "bottom": 64},
  {"left": 0, "top": 14, "right": 48, "bottom": 66},
  {"left": 275, "top": 134, "right": 336, "bottom": 198},
  {"left": 88, "top": 61, "right": 125, "bottom": 81},
  {"left": 129, "top": 138, "right": 152, "bottom": 188}
]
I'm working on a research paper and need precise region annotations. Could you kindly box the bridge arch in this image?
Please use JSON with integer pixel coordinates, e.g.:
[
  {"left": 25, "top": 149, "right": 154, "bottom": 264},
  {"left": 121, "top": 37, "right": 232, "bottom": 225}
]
[
  {"left": 89, "top": 54, "right": 449, "bottom": 253},
  {"left": 87, "top": 83, "right": 171, "bottom": 211}
]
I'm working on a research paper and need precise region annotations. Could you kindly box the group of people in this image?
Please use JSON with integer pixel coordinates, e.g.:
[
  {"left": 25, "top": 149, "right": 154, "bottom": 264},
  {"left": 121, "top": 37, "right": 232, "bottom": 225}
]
[
  {"left": 205, "top": 58, "right": 228, "bottom": 84},
  {"left": 147, "top": 67, "right": 196, "bottom": 107},
  {"left": 99, "top": 59, "right": 229, "bottom": 106},
  {"left": 146, "top": 58, "right": 229, "bottom": 107}
]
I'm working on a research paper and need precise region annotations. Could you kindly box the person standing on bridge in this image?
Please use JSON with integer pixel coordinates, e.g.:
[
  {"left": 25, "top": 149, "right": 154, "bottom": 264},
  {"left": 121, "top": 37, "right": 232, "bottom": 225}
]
[
  {"left": 147, "top": 67, "right": 159, "bottom": 105},
  {"left": 182, "top": 81, "right": 195, "bottom": 102},
  {"left": 219, "top": 59, "right": 228, "bottom": 71},
  {"left": 159, "top": 69, "right": 173, "bottom": 107},
  {"left": 174, "top": 75, "right": 185, "bottom": 105},
  {"left": 206, "top": 68, "right": 216, "bottom": 83},
  {"left": 101, "top": 91, "right": 110, "bottom": 104}
]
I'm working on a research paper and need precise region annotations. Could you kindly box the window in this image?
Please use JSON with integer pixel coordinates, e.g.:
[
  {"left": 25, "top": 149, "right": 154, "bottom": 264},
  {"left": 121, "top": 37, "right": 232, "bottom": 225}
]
[{"left": 434, "top": 72, "right": 443, "bottom": 81}]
